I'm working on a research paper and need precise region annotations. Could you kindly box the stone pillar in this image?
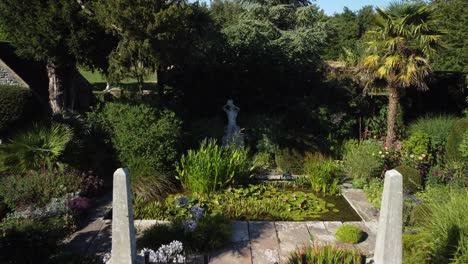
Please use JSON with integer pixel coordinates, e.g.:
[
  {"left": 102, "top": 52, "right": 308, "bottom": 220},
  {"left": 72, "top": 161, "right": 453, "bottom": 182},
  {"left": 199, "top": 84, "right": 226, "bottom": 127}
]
[
  {"left": 374, "top": 169, "right": 403, "bottom": 264},
  {"left": 110, "top": 168, "right": 137, "bottom": 264}
]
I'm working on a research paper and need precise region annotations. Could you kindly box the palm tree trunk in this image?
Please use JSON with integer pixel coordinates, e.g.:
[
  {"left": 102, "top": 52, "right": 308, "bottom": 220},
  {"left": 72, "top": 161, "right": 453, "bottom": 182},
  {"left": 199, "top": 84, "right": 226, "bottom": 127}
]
[
  {"left": 46, "top": 62, "right": 66, "bottom": 114},
  {"left": 386, "top": 86, "right": 399, "bottom": 147}
]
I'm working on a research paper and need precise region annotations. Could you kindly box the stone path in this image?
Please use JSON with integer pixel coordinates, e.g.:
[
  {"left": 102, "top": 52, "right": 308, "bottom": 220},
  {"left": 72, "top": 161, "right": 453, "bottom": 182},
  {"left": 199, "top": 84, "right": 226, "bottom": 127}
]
[
  {"left": 63, "top": 194, "right": 113, "bottom": 257},
  {"left": 208, "top": 220, "right": 377, "bottom": 264}
]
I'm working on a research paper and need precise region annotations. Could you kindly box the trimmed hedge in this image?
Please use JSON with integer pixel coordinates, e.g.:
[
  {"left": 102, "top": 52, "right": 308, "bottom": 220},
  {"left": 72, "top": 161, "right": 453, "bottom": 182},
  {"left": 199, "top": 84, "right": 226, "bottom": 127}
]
[
  {"left": 446, "top": 118, "right": 468, "bottom": 162},
  {"left": 0, "top": 85, "right": 32, "bottom": 133},
  {"left": 335, "top": 224, "right": 364, "bottom": 244},
  {"left": 395, "top": 165, "right": 422, "bottom": 194}
]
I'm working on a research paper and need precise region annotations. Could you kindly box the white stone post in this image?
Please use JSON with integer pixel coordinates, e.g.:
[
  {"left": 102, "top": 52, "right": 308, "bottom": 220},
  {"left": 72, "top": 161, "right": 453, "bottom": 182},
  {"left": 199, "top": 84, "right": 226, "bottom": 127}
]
[
  {"left": 110, "top": 168, "right": 137, "bottom": 264},
  {"left": 374, "top": 169, "right": 403, "bottom": 264}
]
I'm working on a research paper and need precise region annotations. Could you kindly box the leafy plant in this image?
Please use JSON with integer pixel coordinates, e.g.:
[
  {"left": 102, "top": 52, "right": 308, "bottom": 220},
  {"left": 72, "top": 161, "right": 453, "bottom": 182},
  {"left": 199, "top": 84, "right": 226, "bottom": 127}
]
[
  {"left": 0, "top": 85, "right": 32, "bottom": 134},
  {"left": 446, "top": 118, "right": 468, "bottom": 162},
  {"left": 0, "top": 169, "right": 83, "bottom": 210},
  {"left": 408, "top": 115, "right": 455, "bottom": 152},
  {"left": 275, "top": 148, "right": 304, "bottom": 174},
  {"left": 403, "top": 233, "right": 431, "bottom": 264},
  {"left": 176, "top": 139, "right": 251, "bottom": 194},
  {"left": 342, "top": 139, "right": 384, "bottom": 180},
  {"left": 0, "top": 216, "right": 74, "bottom": 264},
  {"left": 252, "top": 151, "right": 275, "bottom": 174},
  {"left": 87, "top": 102, "right": 182, "bottom": 177},
  {"left": 395, "top": 165, "right": 422, "bottom": 194},
  {"left": 363, "top": 178, "right": 383, "bottom": 208},
  {"left": 419, "top": 186, "right": 468, "bottom": 263},
  {"left": 288, "top": 243, "right": 363, "bottom": 264},
  {"left": 300, "top": 152, "right": 340, "bottom": 194},
  {"left": 0, "top": 122, "right": 73, "bottom": 172},
  {"left": 401, "top": 131, "right": 433, "bottom": 167},
  {"left": 335, "top": 224, "right": 364, "bottom": 244},
  {"left": 458, "top": 131, "right": 468, "bottom": 161}
]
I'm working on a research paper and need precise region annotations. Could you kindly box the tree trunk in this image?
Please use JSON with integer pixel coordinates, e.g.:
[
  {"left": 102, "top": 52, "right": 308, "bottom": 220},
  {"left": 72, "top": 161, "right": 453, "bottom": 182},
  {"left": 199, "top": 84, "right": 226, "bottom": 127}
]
[
  {"left": 46, "top": 62, "right": 66, "bottom": 114},
  {"left": 386, "top": 86, "right": 399, "bottom": 147}
]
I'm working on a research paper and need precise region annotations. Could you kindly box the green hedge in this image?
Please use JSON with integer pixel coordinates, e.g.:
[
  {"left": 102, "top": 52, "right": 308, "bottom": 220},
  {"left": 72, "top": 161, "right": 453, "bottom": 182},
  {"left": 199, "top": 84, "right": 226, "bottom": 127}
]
[
  {"left": 446, "top": 118, "right": 468, "bottom": 162},
  {"left": 0, "top": 85, "right": 32, "bottom": 133},
  {"left": 395, "top": 165, "right": 422, "bottom": 194}
]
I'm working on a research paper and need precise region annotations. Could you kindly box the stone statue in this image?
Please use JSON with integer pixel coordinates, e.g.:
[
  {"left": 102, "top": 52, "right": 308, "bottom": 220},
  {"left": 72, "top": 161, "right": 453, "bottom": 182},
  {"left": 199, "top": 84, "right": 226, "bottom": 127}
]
[{"left": 222, "top": 99, "right": 244, "bottom": 146}]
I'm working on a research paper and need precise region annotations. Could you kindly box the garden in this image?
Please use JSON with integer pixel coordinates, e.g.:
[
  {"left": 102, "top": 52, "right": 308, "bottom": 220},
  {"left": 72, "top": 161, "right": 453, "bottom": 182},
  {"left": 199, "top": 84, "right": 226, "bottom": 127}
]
[{"left": 0, "top": 0, "right": 467, "bottom": 264}]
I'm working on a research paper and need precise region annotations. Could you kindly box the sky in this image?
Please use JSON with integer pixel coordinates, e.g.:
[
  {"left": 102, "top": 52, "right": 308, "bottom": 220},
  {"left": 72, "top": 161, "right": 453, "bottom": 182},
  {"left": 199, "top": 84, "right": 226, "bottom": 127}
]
[{"left": 315, "top": 0, "right": 394, "bottom": 15}]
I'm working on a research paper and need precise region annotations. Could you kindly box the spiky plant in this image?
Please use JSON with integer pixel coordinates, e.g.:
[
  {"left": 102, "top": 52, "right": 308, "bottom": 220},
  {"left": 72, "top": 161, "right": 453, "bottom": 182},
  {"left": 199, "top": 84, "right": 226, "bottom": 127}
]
[
  {"left": 358, "top": 2, "right": 442, "bottom": 147},
  {"left": 0, "top": 122, "right": 73, "bottom": 172}
]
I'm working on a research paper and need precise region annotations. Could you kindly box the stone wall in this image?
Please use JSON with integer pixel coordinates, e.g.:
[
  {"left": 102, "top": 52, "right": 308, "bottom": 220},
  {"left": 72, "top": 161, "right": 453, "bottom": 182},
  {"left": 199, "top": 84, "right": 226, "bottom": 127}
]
[{"left": 0, "top": 63, "right": 22, "bottom": 86}]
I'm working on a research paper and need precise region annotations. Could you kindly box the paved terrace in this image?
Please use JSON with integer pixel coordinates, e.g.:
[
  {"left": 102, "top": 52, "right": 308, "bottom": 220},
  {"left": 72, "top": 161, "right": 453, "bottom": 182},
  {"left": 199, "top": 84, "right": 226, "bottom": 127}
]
[{"left": 65, "top": 188, "right": 379, "bottom": 263}]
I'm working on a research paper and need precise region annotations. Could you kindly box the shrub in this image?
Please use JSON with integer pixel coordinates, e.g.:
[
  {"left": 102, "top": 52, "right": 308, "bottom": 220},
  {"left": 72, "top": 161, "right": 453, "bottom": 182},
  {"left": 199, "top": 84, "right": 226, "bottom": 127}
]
[
  {"left": 420, "top": 187, "right": 468, "bottom": 263},
  {"left": 176, "top": 139, "right": 251, "bottom": 194},
  {"left": 395, "top": 165, "right": 422, "bottom": 194},
  {"left": 300, "top": 152, "right": 340, "bottom": 194},
  {"left": 408, "top": 115, "right": 455, "bottom": 152},
  {"left": 446, "top": 118, "right": 468, "bottom": 162},
  {"left": 458, "top": 131, "right": 468, "bottom": 161},
  {"left": 252, "top": 151, "right": 275, "bottom": 174},
  {"left": 403, "top": 233, "right": 431, "bottom": 264},
  {"left": 0, "top": 122, "right": 73, "bottom": 173},
  {"left": 0, "top": 169, "right": 83, "bottom": 209},
  {"left": 335, "top": 224, "right": 364, "bottom": 244},
  {"left": 275, "top": 148, "right": 304, "bottom": 174},
  {"left": 0, "top": 85, "right": 32, "bottom": 134},
  {"left": 288, "top": 243, "right": 363, "bottom": 264},
  {"left": 88, "top": 102, "right": 181, "bottom": 176},
  {"left": 0, "top": 216, "right": 74, "bottom": 263},
  {"left": 342, "top": 139, "right": 384, "bottom": 180},
  {"left": 401, "top": 131, "right": 433, "bottom": 167},
  {"left": 363, "top": 178, "right": 383, "bottom": 208}
]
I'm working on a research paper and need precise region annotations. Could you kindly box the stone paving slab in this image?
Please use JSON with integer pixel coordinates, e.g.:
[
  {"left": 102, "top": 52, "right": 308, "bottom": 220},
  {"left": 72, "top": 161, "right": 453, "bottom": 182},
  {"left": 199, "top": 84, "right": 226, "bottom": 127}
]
[
  {"left": 231, "top": 221, "right": 249, "bottom": 242},
  {"left": 305, "top": 221, "right": 328, "bottom": 236},
  {"left": 210, "top": 241, "right": 252, "bottom": 264},
  {"left": 249, "top": 221, "right": 280, "bottom": 264},
  {"left": 324, "top": 221, "right": 343, "bottom": 234},
  {"left": 276, "top": 222, "right": 312, "bottom": 263},
  {"left": 342, "top": 189, "right": 379, "bottom": 222}
]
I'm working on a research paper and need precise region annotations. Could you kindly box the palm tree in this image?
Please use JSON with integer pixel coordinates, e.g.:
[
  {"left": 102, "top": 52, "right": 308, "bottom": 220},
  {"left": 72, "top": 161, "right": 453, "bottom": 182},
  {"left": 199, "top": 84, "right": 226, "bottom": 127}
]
[{"left": 358, "top": 2, "right": 441, "bottom": 147}]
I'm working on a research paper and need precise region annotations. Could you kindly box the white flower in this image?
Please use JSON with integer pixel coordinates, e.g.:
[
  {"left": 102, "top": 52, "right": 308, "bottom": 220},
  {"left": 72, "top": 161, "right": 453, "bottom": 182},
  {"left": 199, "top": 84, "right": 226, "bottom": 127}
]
[
  {"left": 378, "top": 151, "right": 383, "bottom": 155},
  {"left": 410, "top": 154, "right": 415, "bottom": 158},
  {"left": 381, "top": 154, "right": 385, "bottom": 158}
]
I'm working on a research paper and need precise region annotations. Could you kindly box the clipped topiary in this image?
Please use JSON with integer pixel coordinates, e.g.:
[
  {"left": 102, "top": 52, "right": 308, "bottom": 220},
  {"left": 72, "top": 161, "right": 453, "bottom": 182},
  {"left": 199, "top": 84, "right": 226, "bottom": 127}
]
[
  {"left": 395, "top": 165, "right": 422, "bottom": 194},
  {"left": 446, "top": 118, "right": 468, "bottom": 162},
  {"left": 335, "top": 224, "right": 364, "bottom": 244},
  {"left": 0, "top": 85, "right": 32, "bottom": 134}
]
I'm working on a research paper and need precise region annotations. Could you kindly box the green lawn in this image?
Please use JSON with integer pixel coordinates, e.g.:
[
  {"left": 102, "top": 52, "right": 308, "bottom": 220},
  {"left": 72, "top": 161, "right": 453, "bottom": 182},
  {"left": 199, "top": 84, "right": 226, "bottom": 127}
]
[{"left": 79, "top": 68, "right": 157, "bottom": 84}]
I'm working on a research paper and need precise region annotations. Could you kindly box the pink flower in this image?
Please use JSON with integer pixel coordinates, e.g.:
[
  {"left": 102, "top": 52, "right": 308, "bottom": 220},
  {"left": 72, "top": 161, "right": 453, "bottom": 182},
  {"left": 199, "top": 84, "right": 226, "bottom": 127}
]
[{"left": 433, "top": 170, "right": 437, "bottom": 175}]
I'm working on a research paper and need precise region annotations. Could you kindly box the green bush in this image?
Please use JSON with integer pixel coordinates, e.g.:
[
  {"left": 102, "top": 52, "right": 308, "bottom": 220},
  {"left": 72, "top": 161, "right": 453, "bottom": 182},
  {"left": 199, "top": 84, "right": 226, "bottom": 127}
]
[
  {"left": 363, "top": 178, "right": 383, "bottom": 208},
  {"left": 403, "top": 233, "right": 431, "bottom": 264},
  {"left": 401, "top": 131, "right": 433, "bottom": 164},
  {"left": 0, "top": 216, "right": 74, "bottom": 263},
  {"left": 342, "top": 139, "right": 384, "bottom": 180},
  {"left": 0, "top": 169, "right": 83, "bottom": 209},
  {"left": 446, "top": 118, "right": 468, "bottom": 162},
  {"left": 395, "top": 165, "right": 423, "bottom": 194},
  {"left": 300, "top": 152, "right": 340, "bottom": 194},
  {"left": 0, "top": 122, "right": 73, "bottom": 173},
  {"left": 275, "top": 148, "right": 304, "bottom": 174},
  {"left": 420, "top": 187, "right": 468, "bottom": 263},
  {"left": 176, "top": 139, "right": 251, "bottom": 194},
  {"left": 288, "top": 243, "right": 363, "bottom": 264},
  {"left": 87, "top": 102, "right": 182, "bottom": 177},
  {"left": 252, "top": 151, "right": 275, "bottom": 174},
  {"left": 458, "top": 131, "right": 468, "bottom": 161},
  {"left": 408, "top": 115, "right": 455, "bottom": 152},
  {"left": 335, "top": 224, "right": 364, "bottom": 244},
  {"left": 0, "top": 85, "right": 32, "bottom": 134}
]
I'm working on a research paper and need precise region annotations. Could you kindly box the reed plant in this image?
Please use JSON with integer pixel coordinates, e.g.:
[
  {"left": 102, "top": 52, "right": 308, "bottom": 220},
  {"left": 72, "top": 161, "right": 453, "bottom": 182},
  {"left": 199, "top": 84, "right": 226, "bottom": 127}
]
[
  {"left": 176, "top": 139, "right": 251, "bottom": 194},
  {"left": 288, "top": 243, "right": 363, "bottom": 264}
]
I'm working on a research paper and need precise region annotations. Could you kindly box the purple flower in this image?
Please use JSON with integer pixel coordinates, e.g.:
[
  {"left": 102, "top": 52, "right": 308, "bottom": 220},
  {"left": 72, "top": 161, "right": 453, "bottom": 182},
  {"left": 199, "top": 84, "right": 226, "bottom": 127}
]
[
  {"left": 184, "top": 219, "right": 197, "bottom": 232},
  {"left": 189, "top": 206, "right": 204, "bottom": 219},
  {"left": 67, "top": 197, "right": 91, "bottom": 215},
  {"left": 176, "top": 197, "right": 189, "bottom": 207}
]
